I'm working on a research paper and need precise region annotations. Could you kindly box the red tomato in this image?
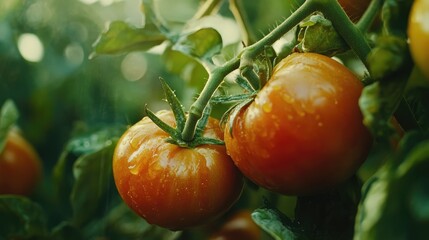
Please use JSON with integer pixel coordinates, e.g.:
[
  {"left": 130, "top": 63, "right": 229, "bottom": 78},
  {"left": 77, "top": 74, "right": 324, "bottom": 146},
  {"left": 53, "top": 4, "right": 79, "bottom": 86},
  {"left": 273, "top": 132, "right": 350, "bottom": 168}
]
[
  {"left": 338, "top": 0, "right": 371, "bottom": 22},
  {"left": 408, "top": 0, "right": 429, "bottom": 80},
  {"left": 113, "top": 110, "right": 244, "bottom": 230},
  {"left": 208, "top": 210, "right": 261, "bottom": 240},
  {"left": 224, "top": 53, "right": 372, "bottom": 196},
  {"left": 0, "top": 130, "right": 42, "bottom": 195}
]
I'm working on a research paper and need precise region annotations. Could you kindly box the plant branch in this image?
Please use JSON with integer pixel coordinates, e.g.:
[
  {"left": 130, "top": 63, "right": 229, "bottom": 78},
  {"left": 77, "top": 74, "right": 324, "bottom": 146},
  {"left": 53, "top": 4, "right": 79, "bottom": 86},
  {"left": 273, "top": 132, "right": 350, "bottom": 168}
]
[
  {"left": 181, "top": 0, "right": 373, "bottom": 142},
  {"left": 192, "top": 0, "right": 224, "bottom": 19},
  {"left": 314, "top": 0, "right": 372, "bottom": 68},
  {"left": 356, "top": 0, "right": 384, "bottom": 32}
]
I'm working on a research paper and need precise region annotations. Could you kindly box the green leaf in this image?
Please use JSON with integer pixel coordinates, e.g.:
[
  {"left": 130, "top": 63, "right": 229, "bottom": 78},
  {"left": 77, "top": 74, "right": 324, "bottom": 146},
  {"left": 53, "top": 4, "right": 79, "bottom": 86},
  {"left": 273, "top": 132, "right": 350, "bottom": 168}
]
[
  {"left": 104, "top": 203, "right": 182, "bottom": 240},
  {"left": 70, "top": 139, "right": 117, "bottom": 227},
  {"left": 163, "top": 47, "right": 209, "bottom": 91},
  {"left": 0, "top": 196, "right": 48, "bottom": 239},
  {"left": 354, "top": 132, "right": 429, "bottom": 240},
  {"left": 294, "top": 176, "right": 362, "bottom": 240},
  {"left": 144, "top": 107, "right": 179, "bottom": 138},
  {"left": 400, "top": 87, "right": 429, "bottom": 132},
  {"left": 51, "top": 222, "right": 84, "bottom": 240},
  {"left": 0, "top": 99, "right": 19, "bottom": 153},
  {"left": 252, "top": 208, "right": 303, "bottom": 240},
  {"left": 359, "top": 35, "right": 413, "bottom": 141},
  {"left": 381, "top": 0, "right": 413, "bottom": 37},
  {"left": 296, "top": 13, "right": 348, "bottom": 57},
  {"left": 367, "top": 36, "right": 409, "bottom": 80},
  {"left": 172, "top": 28, "right": 222, "bottom": 60},
  {"left": 92, "top": 20, "right": 166, "bottom": 56},
  {"left": 52, "top": 126, "right": 125, "bottom": 223},
  {"left": 160, "top": 78, "right": 186, "bottom": 132}
]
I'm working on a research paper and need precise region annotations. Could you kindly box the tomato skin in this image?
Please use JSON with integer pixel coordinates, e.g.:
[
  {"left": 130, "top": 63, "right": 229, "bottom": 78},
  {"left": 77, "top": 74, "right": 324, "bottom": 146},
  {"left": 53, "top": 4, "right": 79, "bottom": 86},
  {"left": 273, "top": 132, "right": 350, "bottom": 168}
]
[
  {"left": 208, "top": 210, "right": 261, "bottom": 240},
  {"left": 0, "top": 130, "right": 42, "bottom": 195},
  {"left": 408, "top": 0, "right": 429, "bottom": 80},
  {"left": 113, "top": 110, "right": 244, "bottom": 230},
  {"left": 338, "top": 0, "right": 371, "bottom": 22},
  {"left": 224, "top": 53, "right": 372, "bottom": 196}
]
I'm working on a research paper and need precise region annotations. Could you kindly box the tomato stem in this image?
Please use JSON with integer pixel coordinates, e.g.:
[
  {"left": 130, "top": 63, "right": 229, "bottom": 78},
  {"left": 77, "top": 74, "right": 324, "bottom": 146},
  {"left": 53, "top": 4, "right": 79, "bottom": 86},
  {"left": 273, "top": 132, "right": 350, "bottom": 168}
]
[
  {"left": 240, "top": 0, "right": 316, "bottom": 68},
  {"left": 182, "top": 58, "right": 240, "bottom": 141},
  {"left": 313, "top": 0, "right": 372, "bottom": 68},
  {"left": 192, "top": 0, "right": 223, "bottom": 19},
  {"left": 181, "top": 0, "right": 373, "bottom": 142},
  {"left": 356, "top": 0, "right": 383, "bottom": 32}
]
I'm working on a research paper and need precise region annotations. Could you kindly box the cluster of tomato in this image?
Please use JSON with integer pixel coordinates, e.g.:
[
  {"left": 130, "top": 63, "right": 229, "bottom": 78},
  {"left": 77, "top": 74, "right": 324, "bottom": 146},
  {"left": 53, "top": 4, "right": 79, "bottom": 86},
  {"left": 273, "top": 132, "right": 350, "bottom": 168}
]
[
  {"left": 2, "top": 0, "right": 428, "bottom": 237},
  {"left": 111, "top": 0, "right": 429, "bottom": 233}
]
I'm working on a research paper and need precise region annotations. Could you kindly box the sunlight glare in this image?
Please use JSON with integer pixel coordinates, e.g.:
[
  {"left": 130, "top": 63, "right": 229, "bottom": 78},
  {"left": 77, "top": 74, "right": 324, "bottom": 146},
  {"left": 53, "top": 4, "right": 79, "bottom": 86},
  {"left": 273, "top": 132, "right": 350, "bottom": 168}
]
[{"left": 17, "top": 33, "right": 44, "bottom": 62}]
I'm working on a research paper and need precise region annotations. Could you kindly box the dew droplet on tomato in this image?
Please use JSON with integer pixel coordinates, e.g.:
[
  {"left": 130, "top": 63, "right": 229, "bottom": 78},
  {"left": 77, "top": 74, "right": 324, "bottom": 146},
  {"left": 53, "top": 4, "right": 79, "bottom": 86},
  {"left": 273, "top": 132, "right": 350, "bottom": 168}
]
[{"left": 262, "top": 102, "right": 272, "bottom": 113}]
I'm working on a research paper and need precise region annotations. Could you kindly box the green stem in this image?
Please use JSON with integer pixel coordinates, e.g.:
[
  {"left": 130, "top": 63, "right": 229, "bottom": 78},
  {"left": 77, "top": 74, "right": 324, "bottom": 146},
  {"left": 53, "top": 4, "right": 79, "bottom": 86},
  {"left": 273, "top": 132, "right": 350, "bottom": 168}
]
[
  {"left": 182, "top": 1, "right": 316, "bottom": 141},
  {"left": 356, "top": 0, "right": 384, "bottom": 32},
  {"left": 314, "top": 0, "right": 372, "bottom": 67},
  {"left": 182, "top": 0, "right": 373, "bottom": 141},
  {"left": 182, "top": 58, "right": 240, "bottom": 141},
  {"left": 240, "top": 0, "right": 316, "bottom": 69},
  {"left": 229, "top": 0, "right": 256, "bottom": 45},
  {"left": 192, "top": 0, "right": 224, "bottom": 19}
]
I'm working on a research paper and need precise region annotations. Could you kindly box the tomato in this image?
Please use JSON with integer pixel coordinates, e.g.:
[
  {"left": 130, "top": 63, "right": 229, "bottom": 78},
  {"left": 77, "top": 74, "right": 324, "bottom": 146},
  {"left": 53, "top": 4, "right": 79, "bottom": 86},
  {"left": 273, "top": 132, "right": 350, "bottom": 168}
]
[
  {"left": 208, "top": 210, "right": 261, "bottom": 240},
  {"left": 338, "top": 0, "right": 371, "bottom": 22},
  {"left": 224, "top": 53, "right": 372, "bottom": 196},
  {"left": 408, "top": 0, "right": 429, "bottom": 80},
  {"left": 0, "top": 130, "right": 42, "bottom": 195},
  {"left": 112, "top": 110, "right": 244, "bottom": 230}
]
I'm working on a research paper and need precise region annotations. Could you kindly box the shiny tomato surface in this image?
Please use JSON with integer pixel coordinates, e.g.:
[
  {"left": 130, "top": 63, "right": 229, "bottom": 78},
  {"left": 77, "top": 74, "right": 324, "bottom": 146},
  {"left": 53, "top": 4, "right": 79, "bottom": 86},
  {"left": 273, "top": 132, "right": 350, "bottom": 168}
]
[
  {"left": 113, "top": 110, "right": 244, "bottom": 230},
  {"left": 224, "top": 53, "right": 372, "bottom": 196},
  {"left": 208, "top": 210, "right": 261, "bottom": 240},
  {"left": 408, "top": 0, "right": 429, "bottom": 80},
  {"left": 0, "top": 130, "right": 42, "bottom": 195}
]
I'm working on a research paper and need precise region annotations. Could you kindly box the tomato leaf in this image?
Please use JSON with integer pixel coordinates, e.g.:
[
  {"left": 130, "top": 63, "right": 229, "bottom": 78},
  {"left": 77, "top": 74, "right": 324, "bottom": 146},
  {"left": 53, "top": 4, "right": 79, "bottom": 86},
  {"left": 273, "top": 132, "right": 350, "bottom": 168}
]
[
  {"left": 51, "top": 222, "right": 84, "bottom": 240},
  {"left": 91, "top": 21, "right": 166, "bottom": 57},
  {"left": 172, "top": 28, "right": 222, "bottom": 61},
  {"left": 354, "top": 132, "right": 429, "bottom": 240},
  {"left": 0, "top": 99, "right": 19, "bottom": 153},
  {"left": 144, "top": 107, "right": 179, "bottom": 139},
  {"left": 359, "top": 35, "right": 413, "bottom": 141},
  {"left": 367, "top": 36, "right": 409, "bottom": 80},
  {"left": 163, "top": 47, "right": 209, "bottom": 91},
  {"left": 104, "top": 203, "right": 182, "bottom": 240},
  {"left": 0, "top": 196, "right": 48, "bottom": 239},
  {"left": 70, "top": 138, "right": 117, "bottom": 227},
  {"left": 52, "top": 126, "right": 125, "bottom": 224},
  {"left": 381, "top": 0, "right": 413, "bottom": 37},
  {"left": 252, "top": 208, "right": 304, "bottom": 240},
  {"left": 397, "top": 87, "right": 429, "bottom": 132},
  {"left": 296, "top": 13, "right": 348, "bottom": 57},
  {"left": 294, "top": 176, "right": 362, "bottom": 240},
  {"left": 160, "top": 77, "right": 186, "bottom": 132}
]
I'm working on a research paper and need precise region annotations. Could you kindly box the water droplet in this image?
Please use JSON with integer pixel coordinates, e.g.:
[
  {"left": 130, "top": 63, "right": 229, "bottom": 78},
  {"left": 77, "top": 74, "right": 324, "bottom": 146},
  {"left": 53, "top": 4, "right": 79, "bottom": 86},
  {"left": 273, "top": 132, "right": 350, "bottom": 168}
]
[
  {"left": 334, "top": 100, "right": 339, "bottom": 105},
  {"left": 288, "top": 115, "right": 294, "bottom": 120},
  {"left": 262, "top": 102, "right": 272, "bottom": 113},
  {"left": 318, "top": 122, "right": 324, "bottom": 127},
  {"left": 129, "top": 165, "right": 139, "bottom": 175}
]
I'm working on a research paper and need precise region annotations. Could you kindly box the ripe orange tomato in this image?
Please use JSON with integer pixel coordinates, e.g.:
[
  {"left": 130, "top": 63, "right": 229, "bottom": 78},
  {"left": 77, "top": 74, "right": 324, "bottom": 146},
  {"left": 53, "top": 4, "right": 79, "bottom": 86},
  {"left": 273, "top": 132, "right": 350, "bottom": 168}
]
[
  {"left": 0, "top": 130, "right": 42, "bottom": 195},
  {"left": 224, "top": 53, "right": 372, "bottom": 196},
  {"left": 113, "top": 110, "right": 244, "bottom": 230},
  {"left": 408, "top": 0, "right": 429, "bottom": 80},
  {"left": 338, "top": 0, "right": 371, "bottom": 22},
  {"left": 208, "top": 210, "right": 261, "bottom": 240}
]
